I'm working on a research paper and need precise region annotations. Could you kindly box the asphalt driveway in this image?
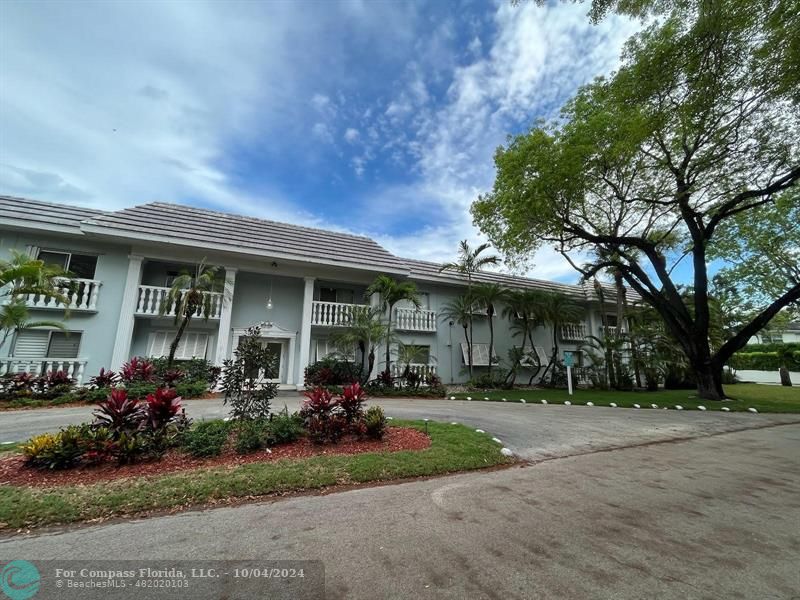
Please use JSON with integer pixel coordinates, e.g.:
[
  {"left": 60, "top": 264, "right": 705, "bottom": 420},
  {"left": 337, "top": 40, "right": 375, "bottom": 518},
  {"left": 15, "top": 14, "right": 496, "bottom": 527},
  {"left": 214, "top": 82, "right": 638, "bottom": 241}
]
[
  {"left": 2, "top": 419, "right": 798, "bottom": 599},
  {"left": 2, "top": 396, "right": 799, "bottom": 463}
]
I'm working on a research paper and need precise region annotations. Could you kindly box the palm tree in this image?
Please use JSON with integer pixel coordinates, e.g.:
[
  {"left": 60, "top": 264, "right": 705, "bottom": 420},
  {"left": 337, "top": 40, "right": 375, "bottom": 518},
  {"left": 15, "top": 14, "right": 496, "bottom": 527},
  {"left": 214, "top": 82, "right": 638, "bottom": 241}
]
[
  {"left": 502, "top": 289, "right": 544, "bottom": 384},
  {"left": 471, "top": 283, "right": 507, "bottom": 376},
  {"left": 328, "top": 307, "right": 388, "bottom": 383},
  {"left": 440, "top": 294, "right": 473, "bottom": 375},
  {"left": 160, "top": 259, "right": 222, "bottom": 367},
  {"left": 365, "top": 274, "right": 421, "bottom": 375},
  {"left": 439, "top": 240, "right": 499, "bottom": 376},
  {"left": 395, "top": 341, "right": 436, "bottom": 379},
  {"left": 0, "top": 250, "right": 70, "bottom": 350},
  {"left": 539, "top": 291, "right": 585, "bottom": 384}
]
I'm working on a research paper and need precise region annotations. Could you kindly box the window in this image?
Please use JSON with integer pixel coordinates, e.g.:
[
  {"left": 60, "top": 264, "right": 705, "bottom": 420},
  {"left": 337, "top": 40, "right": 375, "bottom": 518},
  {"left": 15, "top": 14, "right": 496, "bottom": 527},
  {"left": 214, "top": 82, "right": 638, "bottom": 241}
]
[
  {"left": 402, "top": 344, "right": 430, "bottom": 364},
  {"left": 47, "top": 332, "right": 82, "bottom": 358},
  {"left": 318, "top": 287, "right": 355, "bottom": 304},
  {"left": 761, "top": 331, "right": 784, "bottom": 344},
  {"left": 397, "top": 292, "right": 430, "bottom": 310},
  {"left": 460, "top": 342, "right": 491, "bottom": 366},
  {"left": 12, "top": 330, "right": 81, "bottom": 358},
  {"left": 148, "top": 331, "right": 209, "bottom": 360},
  {"left": 314, "top": 339, "right": 355, "bottom": 361},
  {"left": 164, "top": 271, "right": 180, "bottom": 287},
  {"left": 38, "top": 250, "right": 98, "bottom": 279}
]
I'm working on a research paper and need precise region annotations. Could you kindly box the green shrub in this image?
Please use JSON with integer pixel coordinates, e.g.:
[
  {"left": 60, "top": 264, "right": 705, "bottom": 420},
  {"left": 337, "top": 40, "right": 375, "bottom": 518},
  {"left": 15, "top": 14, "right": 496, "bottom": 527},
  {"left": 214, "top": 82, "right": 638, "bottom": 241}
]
[
  {"left": 304, "top": 357, "right": 363, "bottom": 387},
  {"left": 234, "top": 419, "right": 269, "bottom": 454},
  {"left": 181, "top": 420, "right": 231, "bottom": 457},
  {"left": 364, "top": 406, "right": 386, "bottom": 440},
  {"left": 267, "top": 410, "right": 304, "bottom": 445},
  {"left": 151, "top": 357, "right": 221, "bottom": 387},
  {"left": 22, "top": 426, "right": 85, "bottom": 470},
  {"left": 175, "top": 379, "right": 209, "bottom": 398},
  {"left": 124, "top": 382, "right": 159, "bottom": 400},
  {"left": 729, "top": 350, "right": 800, "bottom": 371}
]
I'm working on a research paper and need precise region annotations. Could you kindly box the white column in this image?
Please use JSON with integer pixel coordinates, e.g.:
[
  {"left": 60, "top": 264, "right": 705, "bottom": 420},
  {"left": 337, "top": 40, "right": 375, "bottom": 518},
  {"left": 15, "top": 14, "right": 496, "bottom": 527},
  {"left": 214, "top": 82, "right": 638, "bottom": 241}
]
[
  {"left": 297, "top": 276, "right": 315, "bottom": 389},
  {"left": 110, "top": 255, "right": 144, "bottom": 370},
  {"left": 368, "top": 292, "right": 381, "bottom": 380},
  {"left": 214, "top": 267, "right": 237, "bottom": 365}
]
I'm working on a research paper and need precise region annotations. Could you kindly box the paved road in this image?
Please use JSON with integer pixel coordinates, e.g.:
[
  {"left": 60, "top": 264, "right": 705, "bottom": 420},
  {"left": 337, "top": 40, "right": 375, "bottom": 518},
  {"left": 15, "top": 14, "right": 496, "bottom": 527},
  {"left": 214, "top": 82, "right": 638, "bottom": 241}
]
[
  {"left": 2, "top": 395, "right": 799, "bottom": 461},
  {"left": 2, "top": 422, "right": 798, "bottom": 599}
]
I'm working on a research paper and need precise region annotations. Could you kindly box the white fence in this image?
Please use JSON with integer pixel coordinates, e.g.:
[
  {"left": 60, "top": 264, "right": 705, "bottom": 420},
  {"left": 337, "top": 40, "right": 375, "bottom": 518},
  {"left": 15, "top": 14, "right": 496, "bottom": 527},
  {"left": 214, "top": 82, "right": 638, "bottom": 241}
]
[
  {"left": 136, "top": 285, "right": 223, "bottom": 319},
  {"left": 21, "top": 278, "right": 102, "bottom": 311},
  {"left": 0, "top": 358, "right": 88, "bottom": 384},
  {"left": 310, "top": 301, "right": 370, "bottom": 327},
  {"left": 394, "top": 308, "right": 437, "bottom": 332}
]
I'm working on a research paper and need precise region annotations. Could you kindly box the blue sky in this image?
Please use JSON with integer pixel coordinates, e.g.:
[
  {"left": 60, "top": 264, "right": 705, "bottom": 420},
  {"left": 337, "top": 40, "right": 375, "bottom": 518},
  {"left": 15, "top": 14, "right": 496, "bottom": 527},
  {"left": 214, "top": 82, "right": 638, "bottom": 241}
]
[{"left": 0, "top": 0, "right": 640, "bottom": 282}]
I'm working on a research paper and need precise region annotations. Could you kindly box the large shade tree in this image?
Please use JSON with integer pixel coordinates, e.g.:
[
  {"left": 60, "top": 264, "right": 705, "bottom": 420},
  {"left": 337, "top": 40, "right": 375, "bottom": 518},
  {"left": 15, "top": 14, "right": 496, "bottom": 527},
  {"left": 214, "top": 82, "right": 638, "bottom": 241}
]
[{"left": 473, "top": 0, "right": 799, "bottom": 399}]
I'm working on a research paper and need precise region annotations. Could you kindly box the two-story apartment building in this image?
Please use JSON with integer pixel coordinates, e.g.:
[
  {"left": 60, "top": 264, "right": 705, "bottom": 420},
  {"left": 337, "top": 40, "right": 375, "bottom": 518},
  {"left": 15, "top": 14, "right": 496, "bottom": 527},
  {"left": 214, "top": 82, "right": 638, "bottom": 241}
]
[{"left": 0, "top": 195, "right": 629, "bottom": 389}]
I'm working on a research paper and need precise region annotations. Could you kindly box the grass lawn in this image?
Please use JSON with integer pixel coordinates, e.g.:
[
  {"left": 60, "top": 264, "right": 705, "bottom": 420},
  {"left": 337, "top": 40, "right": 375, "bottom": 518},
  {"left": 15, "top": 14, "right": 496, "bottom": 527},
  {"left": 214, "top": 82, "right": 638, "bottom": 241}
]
[
  {"left": 0, "top": 420, "right": 510, "bottom": 531},
  {"left": 450, "top": 383, "right": 800, "bottom": 413}
]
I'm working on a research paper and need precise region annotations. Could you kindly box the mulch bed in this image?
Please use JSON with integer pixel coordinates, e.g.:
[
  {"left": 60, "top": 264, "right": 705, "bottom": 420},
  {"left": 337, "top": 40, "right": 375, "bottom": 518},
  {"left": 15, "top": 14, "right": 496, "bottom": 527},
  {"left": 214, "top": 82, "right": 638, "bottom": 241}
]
[{"left": 0, "top": 427, "right": 430, "bottom": 488}]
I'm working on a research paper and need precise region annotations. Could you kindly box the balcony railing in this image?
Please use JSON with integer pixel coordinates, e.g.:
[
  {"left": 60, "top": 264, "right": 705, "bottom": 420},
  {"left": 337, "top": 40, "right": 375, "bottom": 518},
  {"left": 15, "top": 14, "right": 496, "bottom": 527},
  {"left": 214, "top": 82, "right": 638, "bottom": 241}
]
[
  {"left": 560, "top": 323, "right": 587, "bottom": 341},
  {"left": 135, "top": 285, "right": 223, "bottom": 319},
  {"left": 20, "top": 278, "right": 102, "bottom": 311},
  {"left": 0, "top": 358, "right": 88, "bottom": 384},
  {"left": 394, "top": 308, "right": 437, "bottom": 332},
  {"left": 311, "top": 301, "right": 369, "bottom": 327},
  {"left": 390, "top": 363, "right": 437, "bottom": 379}
]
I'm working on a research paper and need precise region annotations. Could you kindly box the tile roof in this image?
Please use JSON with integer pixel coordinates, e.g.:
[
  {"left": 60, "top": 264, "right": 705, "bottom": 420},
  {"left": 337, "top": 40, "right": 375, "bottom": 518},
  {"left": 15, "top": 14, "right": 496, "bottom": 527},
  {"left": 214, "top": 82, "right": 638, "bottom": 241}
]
[
  {"left": 84, "top": 202, "right": 409, "bottom": 271},
  {"left": 0, "top": 195, "right": 106, "bottom": 229},
  {"left": 0, "top": 195, "right": 637, "bottom": 301}
]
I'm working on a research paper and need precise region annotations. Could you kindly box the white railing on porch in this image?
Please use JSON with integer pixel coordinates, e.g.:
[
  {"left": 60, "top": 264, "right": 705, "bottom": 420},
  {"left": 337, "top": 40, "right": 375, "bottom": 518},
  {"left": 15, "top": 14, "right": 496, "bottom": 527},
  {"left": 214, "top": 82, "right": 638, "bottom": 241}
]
[
  {"left": 21, "top": 278, "right": 102, "bottom": 311},
  {"left": 136, "top": 285, "right": 223, "bottom": 319},
  {"left": 0, "top": 358, "right": 88, "bottom": 384},
  {"left": 391, "top": 363, "right": 437, "bottom": 378},
  {"left": 310, "top": 301, "right": 369, "bottom": 327},
  {"left": 394, "top": 308, "right": 437, "bottom": 332},
  {"left": 560, "top": 322, "right": 587, "bottom": 341}
]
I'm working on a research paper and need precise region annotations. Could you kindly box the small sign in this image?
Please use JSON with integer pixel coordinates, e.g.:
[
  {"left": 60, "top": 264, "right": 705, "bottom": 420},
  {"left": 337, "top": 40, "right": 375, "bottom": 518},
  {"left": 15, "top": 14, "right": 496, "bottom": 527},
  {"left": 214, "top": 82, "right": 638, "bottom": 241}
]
[{"left": 563, "top": 352, "right": 574, "bottom": 368}]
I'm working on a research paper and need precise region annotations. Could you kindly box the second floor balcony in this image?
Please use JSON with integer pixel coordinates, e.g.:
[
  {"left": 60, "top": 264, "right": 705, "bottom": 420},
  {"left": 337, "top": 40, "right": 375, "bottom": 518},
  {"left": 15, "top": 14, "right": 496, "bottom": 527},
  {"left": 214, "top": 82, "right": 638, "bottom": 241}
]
[
  {"left": 20, "top": 278, "right": 102, "bottom": 312},
  {"left": 135, "top": 285, "right": 224, "bottom": 319},
  {"left": 310, "top": 301, "right": 437, "bottom": 332},
  {"left": 560, "top": 323, "right": 587, "bottom": 342}
]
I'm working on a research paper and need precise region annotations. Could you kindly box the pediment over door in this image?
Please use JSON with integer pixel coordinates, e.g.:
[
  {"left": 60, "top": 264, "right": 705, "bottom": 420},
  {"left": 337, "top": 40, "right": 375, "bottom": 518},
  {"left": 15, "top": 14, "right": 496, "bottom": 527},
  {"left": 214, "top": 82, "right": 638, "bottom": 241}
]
[{"left": 232, "top": 321, "right": 298, "bottom": 340}]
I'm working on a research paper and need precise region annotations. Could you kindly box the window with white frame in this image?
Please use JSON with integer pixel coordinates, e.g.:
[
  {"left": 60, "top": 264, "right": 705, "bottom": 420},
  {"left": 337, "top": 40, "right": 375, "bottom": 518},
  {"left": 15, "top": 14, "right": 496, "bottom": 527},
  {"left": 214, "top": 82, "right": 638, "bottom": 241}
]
[
  {"left": 12, "top": 330, "right": 82, "bottom": 358},
  {"left": 37, "top": 250, "right": 98, "bottom": 279},
  {"left": 761, "top": 331, "right": 784, "bottom": 344},
  {"left": 314, "top": 339, "right": 356, "bottom": 362},
  {"left": 148, "top": 331, "right": 209, "bottom": 360},
  {"left": 460, "top": 342, "right": 491, "bottom": 366}
]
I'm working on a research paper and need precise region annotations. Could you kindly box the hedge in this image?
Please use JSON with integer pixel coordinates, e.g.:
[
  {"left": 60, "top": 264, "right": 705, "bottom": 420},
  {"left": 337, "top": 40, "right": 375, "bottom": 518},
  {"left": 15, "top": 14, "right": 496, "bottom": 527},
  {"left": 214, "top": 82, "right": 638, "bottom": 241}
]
[{"left": 729, "top": 350, "right": 800, "bottom": 371}]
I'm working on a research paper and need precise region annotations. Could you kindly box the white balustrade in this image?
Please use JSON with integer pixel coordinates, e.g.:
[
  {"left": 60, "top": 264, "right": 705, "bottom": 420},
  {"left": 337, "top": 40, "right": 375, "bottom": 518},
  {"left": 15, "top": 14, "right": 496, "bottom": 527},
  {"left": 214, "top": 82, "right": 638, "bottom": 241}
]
[
  {"left": 310, "top": 301, "right": 369, "bottom": 327},
  {"left": 135, "top": 285, "right": 223, "bottom": 319},
  {"left": 560, "top": 322, "right": 587, "bottom": 341},
  {"left": 394, "top": 307, "right": 437, "bottom": 332},
  {"left": 20, "top": 278, "right": 102, "bottom": 311},
  {"left": 0, "top": 358, "right": 87, "bottom": 384},
  {"left": 391, "top": 363, "right": 437, "bottom": 379}
]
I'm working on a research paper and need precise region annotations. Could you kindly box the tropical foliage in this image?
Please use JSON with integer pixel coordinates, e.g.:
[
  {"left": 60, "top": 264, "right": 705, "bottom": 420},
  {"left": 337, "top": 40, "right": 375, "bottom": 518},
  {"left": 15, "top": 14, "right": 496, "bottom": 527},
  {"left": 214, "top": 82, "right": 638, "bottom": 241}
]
[{"left": 365, "top": 274, "right": 421, "bottom": 375}]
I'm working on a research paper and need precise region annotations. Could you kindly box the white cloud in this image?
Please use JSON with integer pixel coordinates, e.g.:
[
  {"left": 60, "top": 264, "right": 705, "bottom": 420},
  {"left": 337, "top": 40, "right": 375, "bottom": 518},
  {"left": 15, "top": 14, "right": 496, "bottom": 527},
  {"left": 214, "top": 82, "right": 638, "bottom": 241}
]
[
  {"left": 344, "top": 128, "right": 360, "bottom": 143},
  {"left": 356, "top": 2, "right": 639, "bottom": 282}
]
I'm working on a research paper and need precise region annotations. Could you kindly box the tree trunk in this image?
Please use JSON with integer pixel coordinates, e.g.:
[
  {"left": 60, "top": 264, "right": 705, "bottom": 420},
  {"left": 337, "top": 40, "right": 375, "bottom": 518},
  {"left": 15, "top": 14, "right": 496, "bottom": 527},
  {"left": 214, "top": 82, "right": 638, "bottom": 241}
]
[
  {"left": 779, "top": 366, "right": 793, "bottom": 387},
  {"left": 367, "top": 349, "right": 375, "bottom": 383},
  {"left": 168, "top": 310, "right": 194, "bottom": 368},
  {"left": 467, "top": 314, "right": 474, "bottom": 378},
  {"left": 695, "top": 363, "right": 726, "bottom": 400}
]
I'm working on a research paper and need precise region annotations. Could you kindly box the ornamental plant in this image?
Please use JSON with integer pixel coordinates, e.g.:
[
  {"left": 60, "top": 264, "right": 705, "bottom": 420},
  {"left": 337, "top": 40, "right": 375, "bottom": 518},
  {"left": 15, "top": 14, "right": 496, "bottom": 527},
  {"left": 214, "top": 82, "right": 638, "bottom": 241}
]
[
  {"left": 89, "top": 368, "right": 118, "bottom": 388},
  {"left": 145, "top": 387, "right": 183, "bottom": 431},
  {"left": 221, "top": 325, "right": 278, "bottom": 420},
  {"left": 120, "top": 357, "right": 156, "bottom": 383},
  {"left": 93, "top": 389, "right": 145, "bottom": 436},
  {"left": 338, "top": 382, "right": 367, "bottom": 424}
]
